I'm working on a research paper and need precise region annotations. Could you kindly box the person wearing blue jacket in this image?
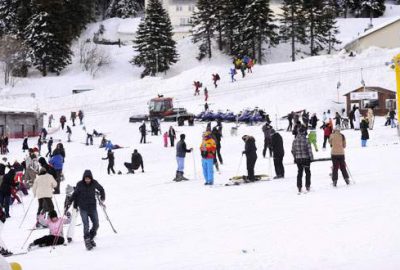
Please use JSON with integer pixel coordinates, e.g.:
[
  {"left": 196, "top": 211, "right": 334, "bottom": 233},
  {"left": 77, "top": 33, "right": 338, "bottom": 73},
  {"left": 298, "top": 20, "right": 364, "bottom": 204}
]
[{"left": 49, "top": 153, "right": 64, "bottom": 194}]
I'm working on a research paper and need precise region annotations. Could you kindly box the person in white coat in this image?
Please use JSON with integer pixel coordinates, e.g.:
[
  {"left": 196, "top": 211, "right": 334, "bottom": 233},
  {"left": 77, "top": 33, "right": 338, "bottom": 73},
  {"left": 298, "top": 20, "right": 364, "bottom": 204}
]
[
  {"left": 367, "top": 106, "right": 374, "bottom": 130},
  {"left": 354, "top": 107, "right": 361, "bottom": 130},
  {"left": 32, "top": 167, "right": 57, "bottom": 227}
]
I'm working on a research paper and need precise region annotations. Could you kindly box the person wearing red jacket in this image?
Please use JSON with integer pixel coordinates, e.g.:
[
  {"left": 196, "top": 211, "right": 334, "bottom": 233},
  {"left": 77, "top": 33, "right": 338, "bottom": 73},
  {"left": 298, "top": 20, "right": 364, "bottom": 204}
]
[{"left": 322, "top": 122, "right": 333, "bottom": 149}]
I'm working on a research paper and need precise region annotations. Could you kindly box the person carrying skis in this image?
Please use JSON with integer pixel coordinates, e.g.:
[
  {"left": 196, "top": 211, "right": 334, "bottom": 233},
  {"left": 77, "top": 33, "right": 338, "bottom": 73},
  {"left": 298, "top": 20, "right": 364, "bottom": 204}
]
[
  {"left": 173, "top": 134, "right": 193, "bottom": 181},
  {"left": 242, "top": 135, "right": 257, "bottom": 182},
  {"left": 32, "top": 167, "right": 57, "bottom": 226},
  {"left": 329, "top": 127, "right": 350, "bottom": 186},
  {"left": 212, "top": 73, "right": 220, "bottom": 88},
  {"left": 102, "top": 150, "right": 115, "bottom": 175},
  {"left": 69, "top": 170, "right": 105, "bottom": 250},
  {"left": 168, "top": 126, "right": 176, "bottom": 147},
  {"left": 139, "top": 121, "right": 147, "bottom": 144},
  {"left": 60, "top": 115, "right": 66, "bottom": 130},
  {"left": 291, "top": 126, "right": 314, "bottom": 193},
  {"left": 124, "top": 149, "right": 144, "bottom": 174},
  {"left": 200, "top": 131, "right": 216, "bottom": 185},
  {"left": 28, "top": 210, "right": 70, "bottom": 250},
  {"left": 270, "top": 129, "right": 285, "bottom": 179}
]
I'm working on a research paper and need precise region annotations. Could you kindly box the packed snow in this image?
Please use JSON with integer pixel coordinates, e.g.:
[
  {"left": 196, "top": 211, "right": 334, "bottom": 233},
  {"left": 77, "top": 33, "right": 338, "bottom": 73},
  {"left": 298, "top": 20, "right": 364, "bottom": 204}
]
[{"left": 0, "top": 7, "right": 400, "bottom": 270}]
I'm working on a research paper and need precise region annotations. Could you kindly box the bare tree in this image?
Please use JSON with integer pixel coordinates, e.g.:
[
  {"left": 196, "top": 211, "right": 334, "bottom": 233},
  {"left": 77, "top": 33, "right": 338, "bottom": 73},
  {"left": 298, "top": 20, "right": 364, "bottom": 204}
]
[
  {"left": 0, "top": 36, "right": 27, "bottom": 86},
  {"left": 78, "top": 39, "right": 111, "bottom": 78}
]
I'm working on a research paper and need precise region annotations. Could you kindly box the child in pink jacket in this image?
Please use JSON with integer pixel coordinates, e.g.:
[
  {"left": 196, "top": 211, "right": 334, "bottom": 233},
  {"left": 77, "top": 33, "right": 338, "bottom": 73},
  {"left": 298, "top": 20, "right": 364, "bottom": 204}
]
[{"left": 28, "top": 210, "right": 70, "bottom": 249}]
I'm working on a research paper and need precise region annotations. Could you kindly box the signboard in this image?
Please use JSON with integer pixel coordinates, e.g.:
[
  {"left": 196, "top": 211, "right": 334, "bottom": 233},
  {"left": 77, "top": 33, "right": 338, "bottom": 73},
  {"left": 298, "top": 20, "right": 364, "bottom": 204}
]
[{"left": 350, "top": 91, "right": 378, "bottom": 100}]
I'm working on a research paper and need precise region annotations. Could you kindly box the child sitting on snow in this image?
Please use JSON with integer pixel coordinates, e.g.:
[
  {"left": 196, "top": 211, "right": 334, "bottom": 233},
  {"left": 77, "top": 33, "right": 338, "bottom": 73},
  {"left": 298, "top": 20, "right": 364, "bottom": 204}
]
[{"left": 28, "top": 210, "right": 70, "bottom": 250}]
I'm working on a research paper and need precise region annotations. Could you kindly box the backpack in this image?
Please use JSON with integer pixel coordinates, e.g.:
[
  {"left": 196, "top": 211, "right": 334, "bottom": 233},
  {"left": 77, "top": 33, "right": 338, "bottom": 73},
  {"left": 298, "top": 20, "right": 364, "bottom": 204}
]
[{"left": 216, "top": 74, "right": 220, "bottom": 80}]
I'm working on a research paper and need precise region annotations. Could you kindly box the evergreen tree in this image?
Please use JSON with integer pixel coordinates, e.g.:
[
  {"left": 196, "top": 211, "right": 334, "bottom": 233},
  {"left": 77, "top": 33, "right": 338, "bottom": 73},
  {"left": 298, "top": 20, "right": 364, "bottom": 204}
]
[
  {"left": 361, "top": 0, "right": 385, "bottom": 19},
  {"left": 64, "top": 0, "right": 97, "bottom": 40},
  {"left": 280, "top": 0, "right": 307, "bottom": 61},
  {"left": 191, "top": 0, "right": 216, "bottom": 60},
  {"left": 131, "top": 0, "right": 178, "bottom": 77},
  {"left": 107, "top": 0, "right": 141, "bottom": 18},
  {"left": 25, "top": 0, "right": 72, "bottom": 76},
  {"left": 242, "top": 0, "right": 279, "bottom": 64},
  {"left": 0, "top": 0, "right": 19, "bottom": 37}
]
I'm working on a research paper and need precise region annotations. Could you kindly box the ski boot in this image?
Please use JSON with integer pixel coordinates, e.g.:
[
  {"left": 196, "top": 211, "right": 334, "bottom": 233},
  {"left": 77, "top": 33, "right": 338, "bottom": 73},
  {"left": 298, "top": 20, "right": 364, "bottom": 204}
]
[
  {"left": 345, "top": 178, "right": 350, "bottom": 185},
  {"left": 179, "top": 172, "right": 189, "bottom": 181},
  {"left": 0, "top": 247, "right": 13, "bottom": 256},
  {"left": 332, "top": 180, "right": 337, "bottom": 187},
  {"left": 90, "top": 238, "right": 96, "bottom": 247},
  {"left": 84, "top": 238, "right": 93, "bottom": 250}
]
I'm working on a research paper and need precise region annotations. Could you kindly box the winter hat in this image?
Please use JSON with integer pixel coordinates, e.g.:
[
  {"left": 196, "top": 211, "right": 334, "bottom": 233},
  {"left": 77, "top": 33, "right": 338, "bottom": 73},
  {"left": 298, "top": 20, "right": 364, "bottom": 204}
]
[
  {"left": 38, "top": 157, "right": 48, "bottom": 167},
  {"left": 82, "top": 170, "right": 93, "bottom": 181},
  {"left": 39, "top": 167, "right": 47, "bottom": 174},
  {"left": 242, "top": 135, "right": 249, "bottom": 141},
  {"left": 180, "top": 134, "right": 186, "bottom": 140},
  {"left": 48, "top": 210, "right": 57, "bottom": 219}
]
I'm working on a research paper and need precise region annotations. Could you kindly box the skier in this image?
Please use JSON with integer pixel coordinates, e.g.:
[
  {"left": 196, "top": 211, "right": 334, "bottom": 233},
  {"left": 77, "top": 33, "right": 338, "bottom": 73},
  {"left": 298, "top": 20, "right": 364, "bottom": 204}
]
[
  {"left": 49, "top": 148, "right": 64, "bottom": 194},
  {"left": 60, "top": 115, "right": 66, "bottom": 130},
  {"left": 354, "top": 107, "right": 361, "bottom": 130},
  {"left": 242, "top": 135, "right": 257, "bottom": 182},
  {"left": 329, "top": 127, "right": 350, "bottom": 186},
  {"left": 46, "top": 137, "right": 53, "bottom": 157},
  {"left": 262, "top": 123, "right": 273, "bottom": 158},
  {"left": 287, "top": 111, "right": 294, "bottom": 131},
  {"left": 322, "top": 122, "right": 333, "bottom": 150},
  {"left": 48, "top": 114, "right": 54, "bottom": 128},
  {"left": 22, "top": 137, "right": 29, "bottom": 152},
  {"left": 66, "top": 126, "right": 72, "bottom": 142},
  {"left": 124, "top": 149, "right": 144, "bottom": 174},
  {"left": 302, "top": 110, "right": 309, "bottom": 128},
  {"left": 270, "top": 129, "right": 285, "bottom": 179},
  {"left": 200, "top": 131, "right": 216, "bottom": 185},
  {"left": 139, "top": 121, "right": 147, "bottom": 144},
  {"left": 38, "top": 157, "right": 58, "bottom": 184},
  {"left": 360, "top": 118, "right": 369, "bottom": 147},
  {"left": 291, "top": 126, "right": 314, "bottom": 193},
  {"left": 69, "top": 170, "right": 105, "bottom": 250},
  {"left": 367, "top": 106, "right": 374, "bottom": 130},
  {"left": 70, "top": 111, "right": 77, "bottom": 126},
  {"left": 240, "top": 62, "right": 246, "bottom": 78},
  {"left": 212, "top": 73, "right": 220, "bottom": 88},
  {"left": 78, "top": 110, "right": 84, "bottom": 125},
  {"left": 229, "top": 68, "right": 236, "bottom": 82},
  {"left": 24, "top": 149, "right": 40, "bottom": 188},
  {"left": 102, "top": 150, "right": 115, "bottom": 175},
  {"left": 28, "top": 210, "right": 70, "bottom": 250},
  {"left": 349, "top": 107, "right": 355, "bottom": 129},
  {"left": 173, "top": 134, "right": 193, "bottom": 181},
  {"left": 163, "top": 132, "right": 168, "bottom": 147},
  {"left": 32, "top": 167, "right": 57, "bottom": 226},
  {"left": 41, "top": 128, "right": 48, "bottom": 140},
  {"left": 204, "top": 87, "right": 208, "bottom": 102},
  {"left": 211, "top": 126, "right": 223, "bottom": 165},
  {"left": 247, "top": 58, "right": 254, "bottom": 73},
  {"left": 168, "top": 126, "right": 176, "bottom": 147}
]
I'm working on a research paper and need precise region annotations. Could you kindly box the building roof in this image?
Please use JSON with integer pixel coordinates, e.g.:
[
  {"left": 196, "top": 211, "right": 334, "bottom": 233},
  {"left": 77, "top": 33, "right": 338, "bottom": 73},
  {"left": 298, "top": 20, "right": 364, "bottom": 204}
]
[
  {"left": 344, "top": 16, "right": 400, "bottom": 50},
  {"left": 343, "top": 86, "right": 396, "bottom": 96},
  {"left": 170, "top": 0, "right": 196, "bottom": 4},
  {"left": 0, "top": 106, "right": 37, "bottom": 114}
]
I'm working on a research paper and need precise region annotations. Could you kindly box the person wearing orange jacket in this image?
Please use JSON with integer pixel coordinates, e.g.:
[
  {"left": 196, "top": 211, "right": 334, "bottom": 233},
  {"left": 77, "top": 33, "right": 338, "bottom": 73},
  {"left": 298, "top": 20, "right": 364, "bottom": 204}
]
[{"left": 200, "top": 132, "right": 216, "bottom": 185}]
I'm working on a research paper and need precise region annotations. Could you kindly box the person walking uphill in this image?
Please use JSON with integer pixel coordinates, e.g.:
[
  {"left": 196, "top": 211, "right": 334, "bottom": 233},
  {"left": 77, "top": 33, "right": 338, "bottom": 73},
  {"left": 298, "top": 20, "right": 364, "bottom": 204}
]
[
  {"left": 291, "top": 126, "right": 314, "bottom": 193},
  {"left": 173, "top": 134, "right": 193, "bottom": 181},
  {"left": 329, "top": 127, "right": 350, "bottom": 186},
  {"left": 70, "top": 170, "right": 105, "bottom": 250},
  {"left": 200, "top": 132, "right": 216, "bottom": 185},
  {"left": 102, "top": 150, "right": 115, "bottom": 175},
  {"left": 242, "top": 135, "right": 257, "bottom": 182}
]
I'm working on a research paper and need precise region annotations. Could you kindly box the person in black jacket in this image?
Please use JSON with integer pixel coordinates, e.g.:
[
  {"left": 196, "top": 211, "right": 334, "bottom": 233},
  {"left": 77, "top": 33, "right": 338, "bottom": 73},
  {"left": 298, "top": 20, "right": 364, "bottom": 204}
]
[
  {"left": 38, "top": 157, "right": 57, "bottom": 181},
  {"left": 124, "top": 150, "right": 144, "bottom": 174},
  {"left": 174, "top": 134, "right": 192, "bottom": 181},
  {"left": 22, "top": 137, "right": 29, "bottom": 152},
  {"left": 70, "top": 170, "right": 105, "bottom": 250},
  {"left": 139, "top": 122, "right": 146, "bottom": 144},
  {"left": 0, "top": 169, "right": 17, "bottom": 218},
  {"left": 102, "top": 150, "right": 115, "bottom": 175},
  {"left": 211, "top": 127, "right": 223, "bottom": 165},
  {"left": 168, "top": 126, "right": 176, "bottom": 147},
  {"left": 242, "top": 135, "right": 257, "bottom": 182},
  {"left": 270, "top": 129, "right": 285, "bottom": 179}
]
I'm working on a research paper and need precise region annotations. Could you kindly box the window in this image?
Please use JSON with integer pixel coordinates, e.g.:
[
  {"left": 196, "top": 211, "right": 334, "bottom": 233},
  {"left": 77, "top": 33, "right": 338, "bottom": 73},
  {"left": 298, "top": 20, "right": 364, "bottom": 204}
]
[
  {"left": 176, "top": 5, "right": 182, "bottom": 11},
  {"left": 362, "top": 99, "right": 379, "bottom": 109},
  {"left": 188, "top": 5, "right": 195, "bottom": 12},
  {"left": 386, "top": 99, "right": 396, "bottom": 110},
  {"left": 180, "top": 18, "right": 190, "bottom": 26}
]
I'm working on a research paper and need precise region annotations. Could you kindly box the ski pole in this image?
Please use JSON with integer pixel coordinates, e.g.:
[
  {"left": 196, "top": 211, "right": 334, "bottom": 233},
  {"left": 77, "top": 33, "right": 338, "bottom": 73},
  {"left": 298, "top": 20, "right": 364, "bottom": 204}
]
[
  {"left": 21, "top": 222, "right": 37, "bottom": 250},
  {"left": 96, "top": 193, "right": 117, "bottom": 234},
  {"left": 235, "top": 154, "right": 243, "bottom": 176},
  {"left": 19, "top": 196, "right": 35, "bottom": 229},
  {"left": 345, "top": 163, "right": 356, "bottom": 184},
  {"left": 53, "top": 195, "right": 61, "bottom": 217},
  {"left": 50, "top": 210, "right": 67, "bottom": 252}
]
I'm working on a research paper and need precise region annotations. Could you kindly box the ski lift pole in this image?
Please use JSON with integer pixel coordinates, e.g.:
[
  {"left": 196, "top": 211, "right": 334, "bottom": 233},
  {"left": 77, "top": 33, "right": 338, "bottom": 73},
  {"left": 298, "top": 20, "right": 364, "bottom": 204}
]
[{"left": 96, "top": 193, "right": 117, "bottom": 234}]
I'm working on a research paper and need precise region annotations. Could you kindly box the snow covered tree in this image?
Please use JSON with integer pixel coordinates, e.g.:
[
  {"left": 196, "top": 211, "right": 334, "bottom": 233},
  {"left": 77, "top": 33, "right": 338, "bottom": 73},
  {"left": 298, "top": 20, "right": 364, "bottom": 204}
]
[
  {"left": 361, "top": 0, "right": 385, "bottom": 20},
  {"left": 131, "top": 0, "right": 178, "bottom": 77},
  {"left": 25, "top": 9, "right": 71, "bottom": 76},
  {"left": 241, "top": 0, "right": 279, "bottom": 64},
  {"left": 280, "top": 0, "right": 307, "bottom": 61},
  {"left": 0, "top": 0, "right": 19, "bottom": 37},
  {"left": 107, "top": 0, "right": 141, "bottom": 18},
  {"left": 191, "top": 0, "right": 217, "bottom": 60}
]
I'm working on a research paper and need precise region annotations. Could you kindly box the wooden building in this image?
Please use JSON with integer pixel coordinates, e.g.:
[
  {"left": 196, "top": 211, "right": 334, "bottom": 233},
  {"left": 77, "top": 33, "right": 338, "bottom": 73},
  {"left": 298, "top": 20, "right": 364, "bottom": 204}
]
[
  {"left": 0, "top": 107, "right": 44, "bottom": 138},
  {"left": 343, "top": 86, "right": 396, "bottom": 116}
]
